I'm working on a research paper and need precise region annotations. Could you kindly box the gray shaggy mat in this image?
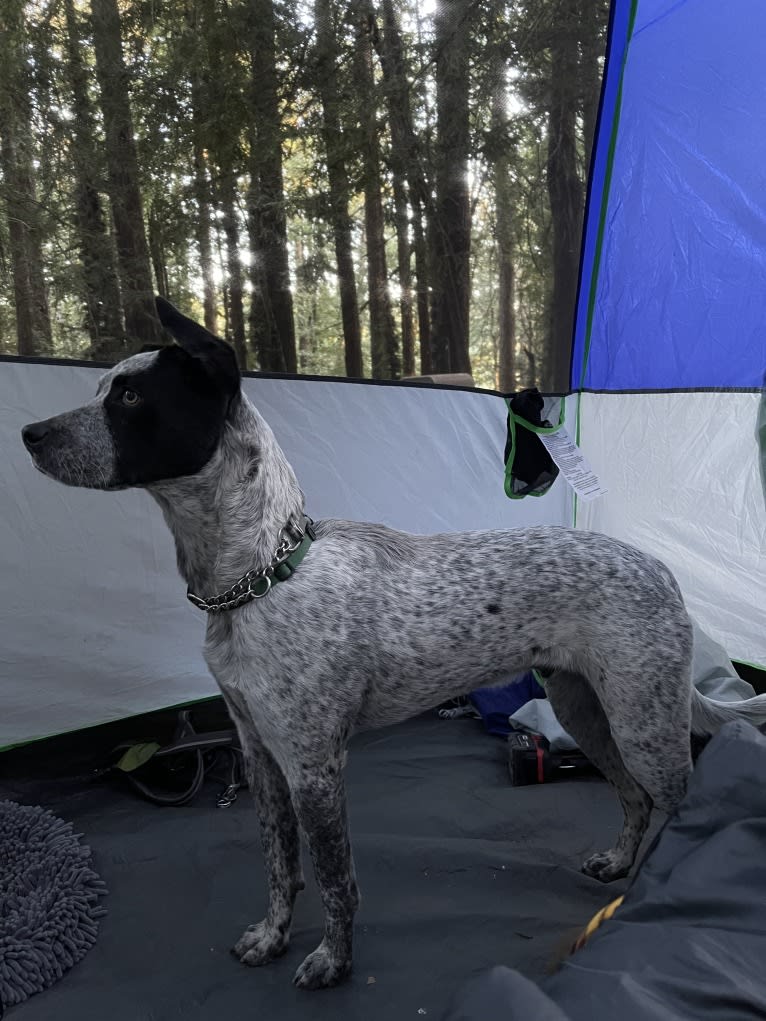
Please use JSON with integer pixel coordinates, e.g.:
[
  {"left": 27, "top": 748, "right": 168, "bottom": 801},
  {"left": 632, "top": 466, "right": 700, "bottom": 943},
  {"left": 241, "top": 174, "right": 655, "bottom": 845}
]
[{"left": 0, "top": 800, "right": 107, "bottom": 1013}]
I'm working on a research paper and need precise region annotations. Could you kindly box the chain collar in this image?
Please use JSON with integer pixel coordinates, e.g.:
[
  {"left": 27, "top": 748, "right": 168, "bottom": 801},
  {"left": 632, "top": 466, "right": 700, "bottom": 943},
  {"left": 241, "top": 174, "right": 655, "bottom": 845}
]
[{"left": 187, "top": 517, "right": 315, "bottom": 614}]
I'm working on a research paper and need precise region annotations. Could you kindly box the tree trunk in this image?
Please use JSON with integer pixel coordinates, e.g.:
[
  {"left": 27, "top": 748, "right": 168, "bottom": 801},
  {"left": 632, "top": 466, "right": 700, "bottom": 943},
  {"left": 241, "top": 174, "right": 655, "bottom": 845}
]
[
  {"left": 294, "top": 236, "right": 314, "bottom": 371},
  {"left": 247, "top": 179, "right": 276, "bottom": 370},
  {"left": 392, "top": 175, "right": 415, "bottom": 377},
  {"left": 91, "top": 0, "right": 162, "bottom": 350},
  {"left": 63, "top": 0, "right": 124, "bottom": 359},
  {"left": 492, "top": 73, "right": 515, "bottom": 392},
  {"left": 497, "top": 226, "right": 515, "bottom": 393},
  {"left": 413, "top": 213, "right": 432, "bottom": 374},
  {"left": 431, "top": 0, "right": 472, "bottom": 375},
  {"left": 0, "top": 0, "right": 52, "bottom": 355},
  {"left": 191, "top": 81, "right": 218, "bottom": 335},
  {"left": 356, "top": 10, "right": 399, "bottom": 379},
  {"left": 314, "top": 0, "right": 364, "bottom": 377},
  {"left": 148, "top": 201, "right": 170, "bottom": 298},
  {"left": 247, "top": 0, "right": 298, "bottom": 373},
  {"left": 377, "top": 0, "right": 430, "bottom": 373},
  {"left": 218, "top": 164, "right": 249, "bottom": 370},
  {"left": 546, "top": 1, "right": 585, "bottom": 391}
]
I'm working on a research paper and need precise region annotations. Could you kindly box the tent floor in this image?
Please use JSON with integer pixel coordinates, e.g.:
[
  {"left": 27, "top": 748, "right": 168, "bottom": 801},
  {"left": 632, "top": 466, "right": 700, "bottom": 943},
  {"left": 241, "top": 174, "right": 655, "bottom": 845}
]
[{"left": 3, "top": 706, "right": 650, "bottom": 1021}]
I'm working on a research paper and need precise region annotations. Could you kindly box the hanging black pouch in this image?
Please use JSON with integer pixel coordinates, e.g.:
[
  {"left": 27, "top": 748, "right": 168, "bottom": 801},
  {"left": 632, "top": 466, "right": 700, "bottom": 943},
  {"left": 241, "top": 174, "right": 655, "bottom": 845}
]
[{"left": 503, "top": 389, "right": 565, "bottom": 499}]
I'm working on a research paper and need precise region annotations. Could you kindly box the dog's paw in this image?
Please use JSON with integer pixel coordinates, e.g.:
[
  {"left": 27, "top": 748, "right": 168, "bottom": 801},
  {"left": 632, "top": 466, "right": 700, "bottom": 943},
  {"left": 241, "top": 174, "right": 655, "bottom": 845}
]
[
  {"left": 232, "top": 920, "right": 289, "bottom": 966},
  {"left": 293, "top": 941, "right": 352, "bottom": 990},
  {"left": 581, "top": 849, "right": 630, "bottom": 883}
]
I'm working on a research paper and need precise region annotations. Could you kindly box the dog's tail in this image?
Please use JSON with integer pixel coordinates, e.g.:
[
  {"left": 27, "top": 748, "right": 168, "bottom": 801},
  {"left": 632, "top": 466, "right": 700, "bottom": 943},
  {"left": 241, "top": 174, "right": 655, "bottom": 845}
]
[{"left": 691, "top": 687, "right": 766, "bottom": 736}]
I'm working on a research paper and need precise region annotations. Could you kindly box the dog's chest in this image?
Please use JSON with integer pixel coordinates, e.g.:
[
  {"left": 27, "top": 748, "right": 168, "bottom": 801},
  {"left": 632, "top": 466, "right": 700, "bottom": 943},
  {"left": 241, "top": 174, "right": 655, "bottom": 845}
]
[
  {"left": 202, "top": 612, "right": 271, "bottom": 692},
  {"left": 202, "top": 612, "right": 288, "bottom": 740}
]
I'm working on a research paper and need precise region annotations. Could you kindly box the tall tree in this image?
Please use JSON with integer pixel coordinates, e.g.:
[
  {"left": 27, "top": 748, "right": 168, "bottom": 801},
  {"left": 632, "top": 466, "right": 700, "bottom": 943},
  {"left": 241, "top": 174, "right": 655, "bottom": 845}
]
[
  {"left": 63, "top": 0, "right": 124, "bottom": 359},
  {"left": 90, "top": 0, "right": 161, "bottom": 350},
  {"left": 546, "top": 0, "right": 584, "bottom": 391},
  {"left": 389, "top": 165, "right": 414, "bottom": 378},
  {"left": 247, "top": 0, "right": 298, "bottom": 373},
  {"left": 189, "top": 50, "right": 218, "bottom": 334},
  {"left": 376, "top": 0, "right": 424, "bottom": 376},
  {"left": 147, "top": 197, "right": 170, "bottom": 298},
  {"left": 193, "top": 0, "right": 249, "bottom": 368},
  {"left": 377, "top": 0, "right": 434, "bottom": 372},
  {"left": 355, "top": 9, "right": 399, "bottom": 379},
  {"left": 192, "top": 105, "right": 218, "bottom": 335},
  {"left": 409, "top": 0, "right": 436, "bottom": 374},
  {"left": 314, "top": 0, "right": 364, "bottom": 378},
  {"left": 491, "top": 72, "right": 516, "bottom": 392},
  {"left": 431, "top": 0, "right": 472, "bottom": 375},
  {"left": 0, "top": 0, "right": 52, "bottom": 355},
  {"left": 218, "top": 160, "right": 249, "bottom": 369}
]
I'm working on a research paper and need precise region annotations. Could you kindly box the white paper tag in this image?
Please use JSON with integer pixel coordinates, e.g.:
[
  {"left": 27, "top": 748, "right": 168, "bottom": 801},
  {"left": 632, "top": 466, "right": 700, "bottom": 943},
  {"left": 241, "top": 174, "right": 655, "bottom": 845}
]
[{"left": 538, "top": 427, "right": 607, "bottom": 502}]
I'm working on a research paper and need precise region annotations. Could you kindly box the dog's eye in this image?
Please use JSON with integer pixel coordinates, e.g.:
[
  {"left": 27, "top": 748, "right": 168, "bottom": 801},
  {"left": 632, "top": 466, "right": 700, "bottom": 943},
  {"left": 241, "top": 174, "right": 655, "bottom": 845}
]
[{"left": 121, "top": 389, "right": 141, "bottom": 407}]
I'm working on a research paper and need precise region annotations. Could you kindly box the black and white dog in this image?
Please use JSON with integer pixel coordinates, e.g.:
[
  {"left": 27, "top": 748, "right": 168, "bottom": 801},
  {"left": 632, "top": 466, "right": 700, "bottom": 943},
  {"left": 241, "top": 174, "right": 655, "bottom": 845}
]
[{"left": 21, "top": 298, "right": 766, "bottom": 989}]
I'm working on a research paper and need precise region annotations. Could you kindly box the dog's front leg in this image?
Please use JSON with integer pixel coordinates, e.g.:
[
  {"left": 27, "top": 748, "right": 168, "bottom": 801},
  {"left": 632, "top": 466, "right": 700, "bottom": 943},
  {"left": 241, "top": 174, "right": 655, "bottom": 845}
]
[
  {"left": 231, "top": 729, "right": 305, "bottom": 967},
  {"left": 289, "top": 764, "right": 359, "bottom": 990}
]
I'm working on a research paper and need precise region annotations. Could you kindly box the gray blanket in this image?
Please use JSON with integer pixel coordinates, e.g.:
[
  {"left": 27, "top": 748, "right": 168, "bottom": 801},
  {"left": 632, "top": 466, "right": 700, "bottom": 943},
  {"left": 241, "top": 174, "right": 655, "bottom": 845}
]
[{"left": 444, "top": 719, "right": 766, "bottom": 1020}]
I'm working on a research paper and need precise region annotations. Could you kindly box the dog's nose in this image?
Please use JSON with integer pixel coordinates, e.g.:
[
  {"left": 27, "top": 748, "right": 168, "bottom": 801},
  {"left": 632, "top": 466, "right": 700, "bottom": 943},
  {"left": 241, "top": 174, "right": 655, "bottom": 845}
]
[{"left": 22, "top": 422, "right": 50, "bottom": 450}]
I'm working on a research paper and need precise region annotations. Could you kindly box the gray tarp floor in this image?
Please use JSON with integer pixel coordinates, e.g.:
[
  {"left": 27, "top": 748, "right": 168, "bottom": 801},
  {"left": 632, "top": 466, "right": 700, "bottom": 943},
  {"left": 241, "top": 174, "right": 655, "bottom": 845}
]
[{"left": 4, "top": 711, "right": 647, "bottom": 1021}]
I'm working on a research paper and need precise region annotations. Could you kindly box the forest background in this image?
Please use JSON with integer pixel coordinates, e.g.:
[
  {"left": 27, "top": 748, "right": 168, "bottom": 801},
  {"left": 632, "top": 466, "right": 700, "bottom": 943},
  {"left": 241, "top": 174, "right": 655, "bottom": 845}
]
[{"left": 0, "top": 0, "right": 608, "bottom": 391}]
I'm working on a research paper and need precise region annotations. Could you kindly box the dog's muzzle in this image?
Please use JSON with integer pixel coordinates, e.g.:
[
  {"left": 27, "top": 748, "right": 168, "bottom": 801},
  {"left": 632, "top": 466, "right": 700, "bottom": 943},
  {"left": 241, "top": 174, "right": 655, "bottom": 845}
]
[{"left": 21, "top": 404, "right": 120, "bottom": 490}]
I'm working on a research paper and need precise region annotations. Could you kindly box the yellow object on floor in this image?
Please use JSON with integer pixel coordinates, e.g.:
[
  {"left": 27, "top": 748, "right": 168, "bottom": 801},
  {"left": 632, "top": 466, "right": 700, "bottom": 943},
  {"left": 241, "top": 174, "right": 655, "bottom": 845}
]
[{"left": 571, "top": 896, "right": 625, "bottom": 954}]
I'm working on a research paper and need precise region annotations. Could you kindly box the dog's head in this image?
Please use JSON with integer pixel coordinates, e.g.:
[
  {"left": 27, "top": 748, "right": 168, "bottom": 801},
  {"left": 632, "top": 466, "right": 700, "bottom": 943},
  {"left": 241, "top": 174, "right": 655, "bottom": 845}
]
[{"left": 21, "top": 297, "right": 241, "bottom": 490}]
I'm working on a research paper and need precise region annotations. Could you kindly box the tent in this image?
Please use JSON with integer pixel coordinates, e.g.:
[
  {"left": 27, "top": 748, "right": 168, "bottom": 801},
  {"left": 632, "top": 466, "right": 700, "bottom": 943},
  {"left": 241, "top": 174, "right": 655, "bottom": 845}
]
[
  {"left": 3, "top": 201, "right": 764, "bottom": 754},
  {"left": 571, "top": 0, "right": 766, "bottom": 670},
  {"left": 2, "top": 5, "right": 764, "bottom": 750},
  {"left": 2, "top": 2, "right": 765, "bottom": 747},
  {"left": 1, "top": 366, "right": 572, "bottom": 748},
  {"left": 2, "top": 1, "right": 766, "bottom": 1017}
]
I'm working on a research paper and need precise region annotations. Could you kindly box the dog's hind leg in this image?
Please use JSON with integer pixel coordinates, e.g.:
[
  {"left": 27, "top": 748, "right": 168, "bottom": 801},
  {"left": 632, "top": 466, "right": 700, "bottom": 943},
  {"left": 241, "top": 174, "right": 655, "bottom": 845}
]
[
  {"left": 594, "top": 662, "right": 693, "bottom": 818},
  {"left": 286, "top": 752, "right": 359, "bottom": 990},
  {"left": 225, "top": 706, "right": 305, "bottom": 967},
  {"left": 544, "top": 671, "right": 653, "bottom": 883}
]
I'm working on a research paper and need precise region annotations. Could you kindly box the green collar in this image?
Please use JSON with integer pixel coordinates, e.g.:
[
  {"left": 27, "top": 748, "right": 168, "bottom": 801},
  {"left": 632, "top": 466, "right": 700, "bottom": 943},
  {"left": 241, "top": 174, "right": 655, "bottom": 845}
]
[{"left": 187, "top": 518, "right": 316, "bottom": 613}]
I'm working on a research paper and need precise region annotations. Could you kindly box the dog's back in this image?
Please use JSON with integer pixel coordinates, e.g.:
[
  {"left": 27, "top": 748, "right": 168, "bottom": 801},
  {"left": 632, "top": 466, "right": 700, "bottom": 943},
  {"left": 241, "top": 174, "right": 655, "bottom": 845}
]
[{"left": 223, "top": 520, "right": 692, "bottom": 734}]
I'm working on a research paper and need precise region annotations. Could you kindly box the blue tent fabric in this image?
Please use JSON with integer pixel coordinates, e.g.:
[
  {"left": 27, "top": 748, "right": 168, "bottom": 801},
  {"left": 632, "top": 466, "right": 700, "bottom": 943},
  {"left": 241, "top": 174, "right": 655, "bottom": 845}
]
[
  {"left": 572, "top": 0, "right": 766, "bottom": 392},
  {"left": 571, "top": 0, "right": 634, "bottom": 391},
  {"left": 468, "top": 672, "right": 546, "bottom": 736}
]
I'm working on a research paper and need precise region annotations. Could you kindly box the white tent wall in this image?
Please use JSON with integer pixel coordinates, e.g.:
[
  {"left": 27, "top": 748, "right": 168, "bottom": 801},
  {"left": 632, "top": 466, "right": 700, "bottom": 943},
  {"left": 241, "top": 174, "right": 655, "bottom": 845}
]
[
  {"left": 576, "top": 391, "right": 766, "bottom": 667},
  {"left": 0, "top": 360, "right": 571, "bottom": 747}
]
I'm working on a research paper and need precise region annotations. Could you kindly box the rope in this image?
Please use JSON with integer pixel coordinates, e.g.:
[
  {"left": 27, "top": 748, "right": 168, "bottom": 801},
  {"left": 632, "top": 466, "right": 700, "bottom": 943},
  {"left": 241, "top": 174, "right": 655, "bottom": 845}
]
[{"left": 570, "top": 895, "right": 624, "bottom": 954}]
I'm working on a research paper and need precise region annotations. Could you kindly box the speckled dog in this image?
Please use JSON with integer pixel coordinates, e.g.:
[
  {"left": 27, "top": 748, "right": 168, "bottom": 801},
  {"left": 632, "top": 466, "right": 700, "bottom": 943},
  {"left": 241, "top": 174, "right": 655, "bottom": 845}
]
[{"left": 21, "top": 298, "right": 766, "bottom": 990}]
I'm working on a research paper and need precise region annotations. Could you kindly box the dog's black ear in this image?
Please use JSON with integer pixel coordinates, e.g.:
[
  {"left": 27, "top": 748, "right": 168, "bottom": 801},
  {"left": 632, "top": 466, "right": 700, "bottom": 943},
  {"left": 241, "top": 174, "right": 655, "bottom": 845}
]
[{"left": 155, "top": 296, "right": 240, "bottom": 396}]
